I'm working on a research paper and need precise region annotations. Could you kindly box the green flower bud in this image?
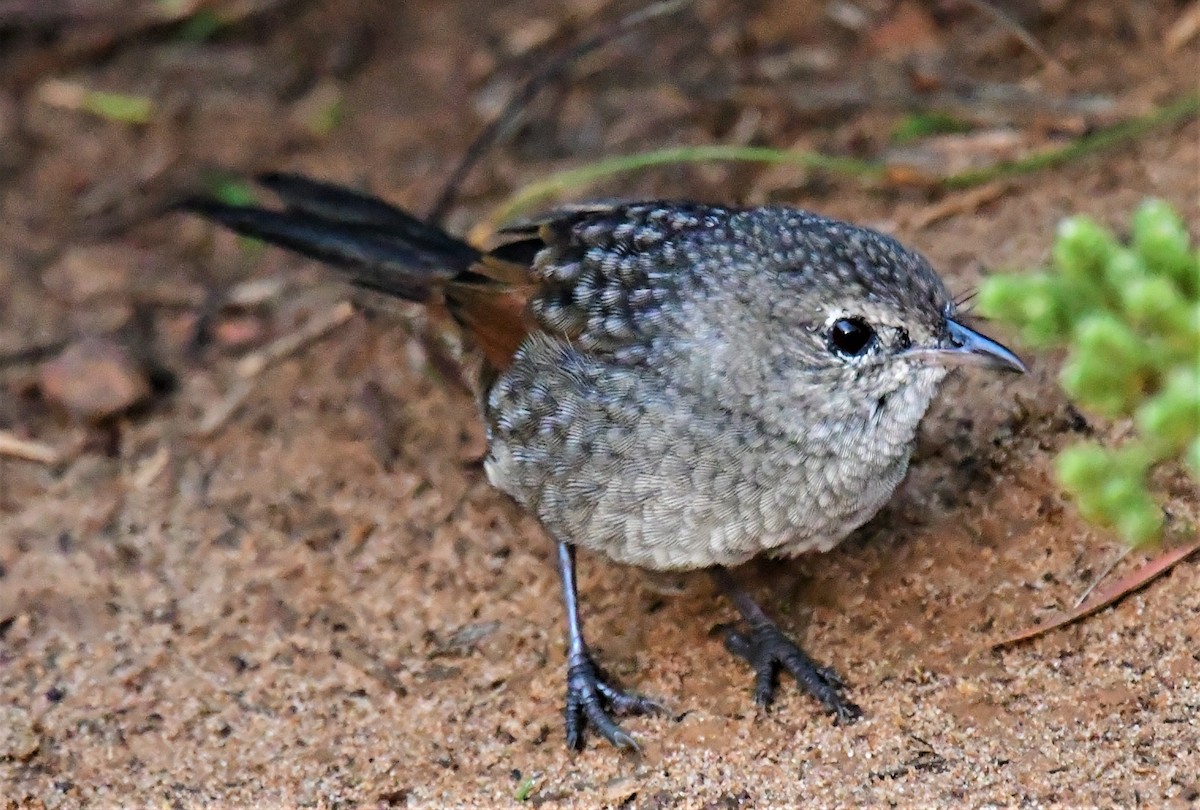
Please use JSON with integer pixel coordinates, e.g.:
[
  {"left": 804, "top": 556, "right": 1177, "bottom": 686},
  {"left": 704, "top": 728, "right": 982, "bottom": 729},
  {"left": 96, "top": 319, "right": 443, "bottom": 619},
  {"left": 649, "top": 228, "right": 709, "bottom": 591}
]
[
  {"left": 1187, "top": 438, "right": 1200, "bottom": 480},
  {"left": 1115, "top": 499, "right": 1163, "bottom": 546},
  {"left": 1101, "top": 248, "right": 1147, "bottom": 303},
  {"left": 1098, "top": 473, "right": 1144, "bottom": 517},
  {"left": 1135, "top": 369, "right": 1200, "bottom": 453},
  {"left": 1055, "top": 215, "right": 1118, "bottom": 283},
  {"left": 976, "top": 274, "right": 1037, "bottom": 324},
  {"left": 1059, "top": 357, "right": 1114, "bottom": 414},
  {"left": 1120, "top": 276, "right": 1189, "bottom": 335},
  {"left": 1064, "top": 315, "right": 1150, "bottom": 414},
  {"left": 1133, "top": 198, "right": 1195, "bottom": 296},
  {"left": 1056, "top": 443, "right": 1111, "bottom": 491},
  {"left": 975, "top": 199, "right": 1197, "bottom": 549}
]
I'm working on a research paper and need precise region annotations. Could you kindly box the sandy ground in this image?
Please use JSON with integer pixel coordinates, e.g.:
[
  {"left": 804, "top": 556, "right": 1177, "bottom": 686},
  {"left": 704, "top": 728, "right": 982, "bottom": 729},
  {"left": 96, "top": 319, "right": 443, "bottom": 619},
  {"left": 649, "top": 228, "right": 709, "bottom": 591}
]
[{"left": 1, "top": 1, "right": 1198, "bottom": 807}]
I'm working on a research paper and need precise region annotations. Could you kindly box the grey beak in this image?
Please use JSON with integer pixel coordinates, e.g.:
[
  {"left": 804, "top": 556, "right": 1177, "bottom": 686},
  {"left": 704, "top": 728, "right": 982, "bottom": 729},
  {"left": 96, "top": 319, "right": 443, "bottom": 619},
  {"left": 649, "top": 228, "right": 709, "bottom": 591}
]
[{"left": 939, "top": 319, "right": 1027, "bottom": 374}]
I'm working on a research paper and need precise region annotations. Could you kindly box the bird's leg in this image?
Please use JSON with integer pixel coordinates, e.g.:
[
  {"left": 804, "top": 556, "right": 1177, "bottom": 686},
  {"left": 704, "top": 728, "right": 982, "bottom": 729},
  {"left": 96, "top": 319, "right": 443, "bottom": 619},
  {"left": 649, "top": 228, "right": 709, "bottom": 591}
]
[
  {"left": 557, "top": 541, "right": 664, "bottom": 751},
  {"left": 710, "top": 565, "right": 861, "bottom": 723}
]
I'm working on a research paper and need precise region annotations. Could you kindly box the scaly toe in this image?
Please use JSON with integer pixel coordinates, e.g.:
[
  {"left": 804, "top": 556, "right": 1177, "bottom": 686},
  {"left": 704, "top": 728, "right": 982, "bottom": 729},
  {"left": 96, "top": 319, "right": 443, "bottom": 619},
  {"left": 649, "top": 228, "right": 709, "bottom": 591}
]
[
  {"left": 726, "top": 621, "right": 860, "bottom": 721},
  {"left": 564, "top": 651, "right": 661, "bottom": 751}
]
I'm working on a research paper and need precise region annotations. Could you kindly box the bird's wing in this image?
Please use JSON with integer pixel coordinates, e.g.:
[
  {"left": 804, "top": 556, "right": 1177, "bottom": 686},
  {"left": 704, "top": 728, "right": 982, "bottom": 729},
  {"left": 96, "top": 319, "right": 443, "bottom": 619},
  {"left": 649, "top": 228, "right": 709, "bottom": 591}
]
[{"left": 497, "top": 201, "right": 725, "bottom": 361}]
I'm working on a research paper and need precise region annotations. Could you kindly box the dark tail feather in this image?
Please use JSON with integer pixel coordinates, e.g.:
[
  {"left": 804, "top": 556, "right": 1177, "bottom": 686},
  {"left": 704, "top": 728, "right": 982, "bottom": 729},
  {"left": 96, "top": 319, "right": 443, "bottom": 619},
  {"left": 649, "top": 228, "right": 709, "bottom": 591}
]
[
  {"left": 178, "top": 177, "right": 482, "bottom": 303},
  {"left": 255, "top": 173, "right": 479, "bottom": 268}
]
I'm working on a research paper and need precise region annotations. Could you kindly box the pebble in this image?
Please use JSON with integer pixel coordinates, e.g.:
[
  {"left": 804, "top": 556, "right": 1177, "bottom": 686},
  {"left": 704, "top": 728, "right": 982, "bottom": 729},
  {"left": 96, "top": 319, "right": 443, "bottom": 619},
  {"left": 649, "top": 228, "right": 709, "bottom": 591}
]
[
  {"left": 0, "top": 706, "right": 39, "bottom": 761},
  {"left": 39, "top": 336, "right": 151, "bottom": 422},
  {"left": 41, "top": 244, "right": 141, "bottom": 304}
]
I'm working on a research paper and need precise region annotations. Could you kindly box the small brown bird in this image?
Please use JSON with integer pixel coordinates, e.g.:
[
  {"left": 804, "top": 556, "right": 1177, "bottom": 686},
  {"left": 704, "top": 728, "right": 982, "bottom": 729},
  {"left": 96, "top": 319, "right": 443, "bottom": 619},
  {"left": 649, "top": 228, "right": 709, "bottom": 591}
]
[{"left": 182, "top": 173, "right": 1025, "bottom": 750}]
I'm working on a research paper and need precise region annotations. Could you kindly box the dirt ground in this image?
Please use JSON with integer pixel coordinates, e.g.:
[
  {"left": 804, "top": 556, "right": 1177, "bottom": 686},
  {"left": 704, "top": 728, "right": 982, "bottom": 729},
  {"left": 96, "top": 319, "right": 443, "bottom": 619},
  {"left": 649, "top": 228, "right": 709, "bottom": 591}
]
[{"left": 1, "top": 1, "right": 1198, "bottom": 807}]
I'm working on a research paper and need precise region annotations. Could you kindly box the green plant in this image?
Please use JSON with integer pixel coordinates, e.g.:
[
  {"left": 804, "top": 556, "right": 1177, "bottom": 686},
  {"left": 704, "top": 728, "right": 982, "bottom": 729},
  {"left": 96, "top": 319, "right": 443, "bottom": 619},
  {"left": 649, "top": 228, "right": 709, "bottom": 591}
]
[{"left": 977, "top": 199, "right": 1199, "bottom": 545}]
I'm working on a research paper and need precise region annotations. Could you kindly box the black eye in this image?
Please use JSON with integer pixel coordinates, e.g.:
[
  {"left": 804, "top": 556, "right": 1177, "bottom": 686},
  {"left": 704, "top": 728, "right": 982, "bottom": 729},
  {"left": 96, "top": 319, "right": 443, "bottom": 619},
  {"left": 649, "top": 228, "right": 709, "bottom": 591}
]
[{"left": 828, "top": 317, "right": 876, "bottom": 356}]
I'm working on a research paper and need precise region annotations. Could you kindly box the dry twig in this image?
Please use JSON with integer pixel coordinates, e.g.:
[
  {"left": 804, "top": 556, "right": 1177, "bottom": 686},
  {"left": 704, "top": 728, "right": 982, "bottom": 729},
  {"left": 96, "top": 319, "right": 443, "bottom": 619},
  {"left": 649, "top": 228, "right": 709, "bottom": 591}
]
[
  {"left": 195, "top": 378, "right": 255, "bottom": 438},
  {"left": 959, "top": 0, "right": 1063, "bottom": 73},
  {"left": 0, "top": 431, "right": 59, "bottom": 465},
  {"left": 991, "top": 540, "right": 1200, "bottom": 649},
  {"left": 428, "top": 0, "right": 692, "bottom": 223},
  {"left": 1072, "top": 545, "right": 1133, "bottom": 609},
  {"left": 196, "top": 301, "right": 355, "bottom": 437},
  {"left": 1166, "top": 1, "right": 1200, "bottom": 52},
  {"left": 907, "top": 182, "right": 1010, "bottom": 230},
  {"left": 234, "top": 300, "right": 355, "bottom": 379}
]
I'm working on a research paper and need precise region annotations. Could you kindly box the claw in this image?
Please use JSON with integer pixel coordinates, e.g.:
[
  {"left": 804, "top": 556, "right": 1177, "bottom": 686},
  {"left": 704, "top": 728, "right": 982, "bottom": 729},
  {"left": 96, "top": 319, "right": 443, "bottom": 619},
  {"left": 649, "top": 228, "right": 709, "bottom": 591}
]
[
  {"left": 717, "top": 623, "right": 753, "bottom": 660},
  {"left": 710, "top": 566, "right": 861, "bottom": 723},
  {"left": 721, "top": 621, "right": 861, "bottom": 722},
  {"left": 564, "top": 649, "right": 664, "bottom": 751},
  {"left": 556, "top": 541, "right": 667, "bottom": 751}
]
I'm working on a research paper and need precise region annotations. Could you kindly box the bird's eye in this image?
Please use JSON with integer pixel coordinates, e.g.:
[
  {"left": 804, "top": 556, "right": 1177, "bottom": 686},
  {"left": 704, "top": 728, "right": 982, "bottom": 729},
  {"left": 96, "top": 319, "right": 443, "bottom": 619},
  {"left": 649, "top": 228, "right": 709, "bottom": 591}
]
[{"left": 827, "top": 317, "right": 876, "bottom": 356}]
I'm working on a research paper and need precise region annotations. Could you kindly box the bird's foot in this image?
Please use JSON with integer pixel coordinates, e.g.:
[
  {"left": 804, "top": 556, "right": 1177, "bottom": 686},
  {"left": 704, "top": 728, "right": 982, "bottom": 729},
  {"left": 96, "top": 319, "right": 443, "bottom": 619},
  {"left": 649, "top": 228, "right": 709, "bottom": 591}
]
[
  {"left": 721, "top": 620, "right": 861, "bottom": 723},
  {"left": 564, "top": 647, "right": 665, "bottom": 751}
]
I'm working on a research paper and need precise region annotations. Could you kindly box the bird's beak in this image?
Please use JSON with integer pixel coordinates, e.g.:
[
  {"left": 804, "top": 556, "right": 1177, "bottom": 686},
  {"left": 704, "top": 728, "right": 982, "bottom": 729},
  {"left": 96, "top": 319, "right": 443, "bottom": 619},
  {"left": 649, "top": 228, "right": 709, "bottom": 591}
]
[{"left": 930, "top": 319, "right": 1027, "bottom": 373}]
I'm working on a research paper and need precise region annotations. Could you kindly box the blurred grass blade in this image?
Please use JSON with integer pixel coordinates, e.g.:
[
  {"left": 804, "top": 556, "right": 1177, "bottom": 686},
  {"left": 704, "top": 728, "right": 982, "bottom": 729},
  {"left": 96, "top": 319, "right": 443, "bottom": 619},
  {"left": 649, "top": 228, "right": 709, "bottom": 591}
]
[
  {"left": 487, "top": 145, "right": 885, "bottom": 226},
  {"left": 891, "top": 111, "right": 972, "bottom": 144},
  {"left": 37, "top": 79, "right": 155, "bottom": 125},
  {"left": 83, "top": 90, "right": 154, "bottom": 124},
  {"left": 486, "top": 91, "right": 1200, "bottom": 228}
]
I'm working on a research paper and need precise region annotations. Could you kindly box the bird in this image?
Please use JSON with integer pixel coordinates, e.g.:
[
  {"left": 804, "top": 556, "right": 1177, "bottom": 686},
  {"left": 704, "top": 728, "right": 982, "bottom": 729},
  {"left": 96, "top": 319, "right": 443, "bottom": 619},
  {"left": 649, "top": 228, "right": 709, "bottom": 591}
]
[{"left": 180, "top": 172, "right": 1026, "bottom": 751}]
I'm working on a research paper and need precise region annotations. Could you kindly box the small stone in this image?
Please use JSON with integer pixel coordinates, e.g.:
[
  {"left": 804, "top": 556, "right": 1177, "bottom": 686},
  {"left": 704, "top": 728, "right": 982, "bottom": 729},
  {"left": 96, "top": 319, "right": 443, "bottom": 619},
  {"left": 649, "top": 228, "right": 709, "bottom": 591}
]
[
  {"left": 214, "top": 313, "right": 268, "bottom": 350},
  {"left": 601, "top": 775, "right": 638, "bottom": 804},
  {"left": 0, "top": 706, "right": 40, "bottom": 760},
  {"left": 42, "top": 244, "right": 143, "bottom": 304},
  {"left": 39, "top": 336, "right": 152, "bottom": 422}
]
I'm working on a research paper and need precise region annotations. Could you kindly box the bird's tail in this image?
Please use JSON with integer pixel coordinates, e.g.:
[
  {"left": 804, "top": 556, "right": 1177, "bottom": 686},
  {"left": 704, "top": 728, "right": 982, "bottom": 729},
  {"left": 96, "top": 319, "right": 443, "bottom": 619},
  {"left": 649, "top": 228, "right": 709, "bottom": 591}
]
[
  {"left": 179, "top": 172, "right": 492, "bottom": 303},
  {"left": 179, "top": 173, "right": 532, "bottom": 366}
]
